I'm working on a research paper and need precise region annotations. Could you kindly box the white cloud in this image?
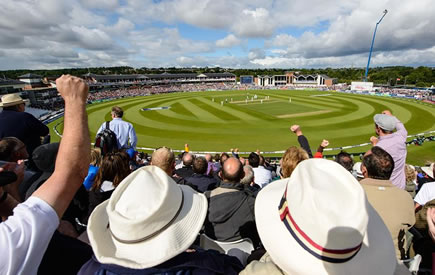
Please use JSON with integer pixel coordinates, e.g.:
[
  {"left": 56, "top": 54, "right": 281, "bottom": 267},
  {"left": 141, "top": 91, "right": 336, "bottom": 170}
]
[
  {"left": 0, "top": 0, "right": 434, "bottom": 69},
  {"left": 80, "top": 0, "right": 119, "bottom": 10},
  {"left": 216, "top": 34, "right": 241, "bottom": 48}
]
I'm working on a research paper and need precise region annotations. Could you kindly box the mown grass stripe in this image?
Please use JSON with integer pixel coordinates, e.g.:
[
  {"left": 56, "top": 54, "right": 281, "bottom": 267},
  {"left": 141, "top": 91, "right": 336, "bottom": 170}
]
[
  {"left": 195, "top": 97, "right": 264, "bottom": 122},
  {"left": 188, "top": 98, "right": 240, "bottom": 121},
  {"left": 181, "top": 99, "right": 225, "bottom": 122}
]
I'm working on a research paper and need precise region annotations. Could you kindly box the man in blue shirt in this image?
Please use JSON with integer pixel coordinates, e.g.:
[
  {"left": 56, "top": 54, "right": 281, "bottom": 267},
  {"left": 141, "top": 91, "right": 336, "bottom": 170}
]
[{"left": 96, "top": 106, "right": 137, "bottom": 149}]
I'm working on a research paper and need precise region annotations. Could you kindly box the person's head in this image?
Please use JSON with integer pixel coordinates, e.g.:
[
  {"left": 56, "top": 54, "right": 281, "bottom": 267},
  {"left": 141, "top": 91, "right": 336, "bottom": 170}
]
[
  {"left": 192, "top": 156, "right": 208, "bottom": 175},
  {"left": 182, "top": 152, "right": 193, "bottom": 167},
  {"left": 259, "top": 155, "right": 266, "bottom": 166},
  {"left": 111, "top": 106, "right": 124, "bottom": 118},
  {"left": 281, "top": 146, "right": 309, "bottom": 178},
  {"left": 361, "top": 147, "right": 394, "bottom": 180},
  {"left": 90, "top": 148, "right": 102, "bottom": 166},
  {"left": 405, "top": 164, "right": 417, "bottom": 183},
  {"left": 0, "top": 93, "right": 28, "bottom": 112},
  {"left": 373, "top": 114, "right": 395, "bottom": 136},
  {"left": 0, "top": 137, "right": 28, "bottom": 162},
  {"left": 240, "top": 165, "right": 255, "bottom": 185},
  {"left": 336, "top": 151, "right": 354, "bottom": 173},
  {"left": 93, "top": 151, "right": 131, "bottom": 191},
  {"left": 32, "top": 142, "right": 60, "bottom": 173},
  {"left": 248, "top": 152, "right": 260, "bottom": 168},
  {"left": 254, "top": 159, "right": 397, "bottom": 275},
  {"left": 205, "top": 153, "right": 212, "bottom": 163},
  {"left": 87, "top": 166, "right": 207, "bottom": 269},
  {"left": 421, "top": 163, "right": 435, "bottom": 180},
  {"left": 221, "top": 157, "right": 244, "bottom": 182},
  {"left": 151, "top": 147, "right": 175, "bottom": 176},
  {"left": 219, "top": 152, "right": 229, "bottom": 166}
]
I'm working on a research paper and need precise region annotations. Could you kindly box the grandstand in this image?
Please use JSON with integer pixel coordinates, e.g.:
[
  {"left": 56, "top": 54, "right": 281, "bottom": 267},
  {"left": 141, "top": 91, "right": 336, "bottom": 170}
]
[{"left": 82, "top": 72, "right": 237, "bottom": 87}]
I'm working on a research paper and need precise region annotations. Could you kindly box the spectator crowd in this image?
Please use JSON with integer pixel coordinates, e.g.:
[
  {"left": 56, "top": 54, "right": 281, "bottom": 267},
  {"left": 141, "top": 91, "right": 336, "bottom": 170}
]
[{"left": 0, "top": 76, "right": 434, "bottom": 275}]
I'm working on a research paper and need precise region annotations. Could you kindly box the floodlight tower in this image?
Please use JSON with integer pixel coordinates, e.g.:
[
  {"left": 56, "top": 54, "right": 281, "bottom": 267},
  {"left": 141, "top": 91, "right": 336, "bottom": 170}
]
[{"left": 364, "top": 9, "right": 388, "bottom": 82}]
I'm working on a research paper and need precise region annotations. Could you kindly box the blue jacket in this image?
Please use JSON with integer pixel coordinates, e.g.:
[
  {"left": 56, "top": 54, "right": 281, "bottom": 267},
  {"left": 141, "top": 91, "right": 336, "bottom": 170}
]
[
  {"left": 83, "top": 165, "right": 99, "bottom": 190},
  {"left": 78, "top": 249, "right": 243, "bottom": 275}
]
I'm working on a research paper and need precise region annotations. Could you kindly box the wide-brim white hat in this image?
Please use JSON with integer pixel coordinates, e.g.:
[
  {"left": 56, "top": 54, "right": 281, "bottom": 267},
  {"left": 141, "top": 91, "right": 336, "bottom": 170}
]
[
  {"left": 87, "top": 165, "right": 207, "bottom": 269},
  {"left": 353, "top": 162, "right": 364, "bottom": 178},
  {"left": 255, "top": 159, "right": 397, "bottom": 275},
  {"left": 0, "top": 93, "right": 29, "bottom": 107},
  {"left": 421, "top": 163, "right": 434, "bottom": 179}
]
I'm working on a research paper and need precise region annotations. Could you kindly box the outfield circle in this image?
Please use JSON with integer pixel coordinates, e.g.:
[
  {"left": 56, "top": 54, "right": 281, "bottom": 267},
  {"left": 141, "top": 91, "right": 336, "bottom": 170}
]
[{"left": 51, "top": 90, "right": 435, "bottom": 153}]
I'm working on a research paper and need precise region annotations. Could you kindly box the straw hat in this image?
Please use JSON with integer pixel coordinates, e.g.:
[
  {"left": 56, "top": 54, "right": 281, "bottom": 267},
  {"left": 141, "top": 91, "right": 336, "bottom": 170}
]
[
  {"left": 0, "top": 93, "right": 29, "bottom": 107},
  {"left": 255, "top": 159, "right": 397, "bottom": 275},
  {"left": 87, "top": 165, "right": 207, "bottom": 269}
]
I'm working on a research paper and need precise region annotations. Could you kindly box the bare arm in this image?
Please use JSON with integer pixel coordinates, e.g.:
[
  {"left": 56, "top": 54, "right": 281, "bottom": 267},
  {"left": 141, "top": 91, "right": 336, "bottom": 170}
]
[
  {"left": 427, "top": 208, "right": 435, "bottom": 242},
  {"left": 33, "top": 75, "right": 90, "bottom": 218}
]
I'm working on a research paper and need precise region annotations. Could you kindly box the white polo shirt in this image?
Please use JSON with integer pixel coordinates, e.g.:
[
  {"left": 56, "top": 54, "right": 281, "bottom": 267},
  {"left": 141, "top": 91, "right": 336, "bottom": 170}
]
[
  {"left": 253, "top": 166, "right": 273, "bottom": 188},
  {"left": 0, "top": 196, "right": 59, "bottom": 275},
  {"left": 415, "top": 181, "right": 435, "bottom": 206}
]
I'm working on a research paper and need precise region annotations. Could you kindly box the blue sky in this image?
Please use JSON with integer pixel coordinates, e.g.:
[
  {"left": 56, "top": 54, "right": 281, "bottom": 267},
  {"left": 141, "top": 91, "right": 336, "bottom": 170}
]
[{"left": 0, "top": 0, "right": 434, "bottom": 69}]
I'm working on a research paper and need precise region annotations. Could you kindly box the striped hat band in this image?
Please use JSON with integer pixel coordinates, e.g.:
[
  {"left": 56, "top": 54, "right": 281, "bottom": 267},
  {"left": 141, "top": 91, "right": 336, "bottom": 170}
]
[{"left": 278, "top": 189, "right": 362, "bottom": 263}]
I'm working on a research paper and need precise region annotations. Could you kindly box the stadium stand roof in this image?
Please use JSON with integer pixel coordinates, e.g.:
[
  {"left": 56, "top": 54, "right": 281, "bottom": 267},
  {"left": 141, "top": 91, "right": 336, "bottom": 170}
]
[
  {"left": 18, "top": 73, "right": 42, "bottom": 79},
  {"left": 0, "top": 79, "right": 26, "bottom": 86}
]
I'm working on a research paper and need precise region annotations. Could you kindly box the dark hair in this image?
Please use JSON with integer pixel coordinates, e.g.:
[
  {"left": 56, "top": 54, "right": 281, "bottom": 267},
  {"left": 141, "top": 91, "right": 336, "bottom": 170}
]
[
  {"left": 193, "top": 156, "right": 208, "bottom": 174},
  {"left": 375, "top": 124, "right": 393, "bottom": 135},
  {"left": 220, "top": 153, "right": 229, "bottom": 165},
  {"left": 92, "top": 151, "right": 131, "bottom": 191},
  {"left": 248, "top": 152, "right": 260, "bottom": 168},
  {"left": 0, "top": 138, "right": 18, "bottom": 161},
  {"left": 336, "top": 151, "right": 354, "bottom": 172},
  {"left": 111, "top": 106, "right": 124, "bottom": 118},
  {"left": 2, "top": 105, "right": 21, "bottom": 111},
  {"left": 362, "top": 146, "right": 394, "bottom": 180},
  {"left": 222, "top": 158, "right": 244, "bottom": 182}
]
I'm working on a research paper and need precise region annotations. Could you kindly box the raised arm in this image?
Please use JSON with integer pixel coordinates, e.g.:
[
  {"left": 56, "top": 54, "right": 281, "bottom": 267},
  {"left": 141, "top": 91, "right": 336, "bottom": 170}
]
[
  {"left": 382, "top": 110, "right": 407, "bottom": 138},
  {"left": 33, "top": 75, "right": 90, "bottom": 218},
  {"left": 290, "top": 125, "right": 313, "bottom": 158}
]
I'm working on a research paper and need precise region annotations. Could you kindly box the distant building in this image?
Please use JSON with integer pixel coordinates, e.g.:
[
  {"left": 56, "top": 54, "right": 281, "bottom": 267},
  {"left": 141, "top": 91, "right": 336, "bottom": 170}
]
[
  {"left": 82, "top": 72, "right": 237, "bottom": 87},
  {"left": 255, "top": 72, "right": 337, "bottom": 87},
  {"left": 18, "top": 73, "right": 46, "bottom": 89},
  {"left": 0, "top": 78, "right": 26, "bottom": 96},
  {"left": 14, "top": 74, "right": 61, "bottom": 109}
]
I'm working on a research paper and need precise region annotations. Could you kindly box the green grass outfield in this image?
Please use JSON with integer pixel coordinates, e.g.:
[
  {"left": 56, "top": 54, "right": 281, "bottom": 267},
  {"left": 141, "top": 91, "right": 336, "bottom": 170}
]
[{"left": 48, "top": 90, "right": 435, "bottom": 165}]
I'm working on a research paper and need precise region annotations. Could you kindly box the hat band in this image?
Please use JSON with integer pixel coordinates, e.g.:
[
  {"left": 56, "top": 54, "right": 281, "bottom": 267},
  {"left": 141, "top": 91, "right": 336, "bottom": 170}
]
[
  {"left": 108, "top": 191, "right": 184, "bottom": 244},
  {"left": 278, "top": 190, "right": 362, "bottom": 263}
]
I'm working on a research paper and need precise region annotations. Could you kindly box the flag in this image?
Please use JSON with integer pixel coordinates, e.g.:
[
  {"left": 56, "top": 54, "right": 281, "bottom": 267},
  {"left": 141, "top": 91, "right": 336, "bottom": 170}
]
[{"left": 396, "top": 78, "right": 401, "bottom": 81}]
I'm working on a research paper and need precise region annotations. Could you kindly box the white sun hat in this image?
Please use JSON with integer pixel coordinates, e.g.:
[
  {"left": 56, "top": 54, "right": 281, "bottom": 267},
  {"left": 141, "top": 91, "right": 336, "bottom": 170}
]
[
  {"left": 353, "top": 162, "right": 364, "bottom": 179},
  {"left": 87, "top": 165, "right": 208, "bottom": 269},
  {"left": 421, "top": 163, "right": 434, "bottom": 179},
  {"left": 0, "top": 93, "right": 29, "bottom": 107},
  {"left": 255, "top": 158, "right": 397, "bottom": 275}
]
